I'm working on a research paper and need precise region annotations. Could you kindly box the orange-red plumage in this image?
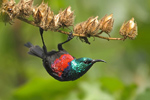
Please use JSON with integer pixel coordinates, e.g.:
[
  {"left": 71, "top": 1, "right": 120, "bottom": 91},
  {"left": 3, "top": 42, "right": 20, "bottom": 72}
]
[{"left": 51, "top": 54, "right": 74, "bottom": 76}]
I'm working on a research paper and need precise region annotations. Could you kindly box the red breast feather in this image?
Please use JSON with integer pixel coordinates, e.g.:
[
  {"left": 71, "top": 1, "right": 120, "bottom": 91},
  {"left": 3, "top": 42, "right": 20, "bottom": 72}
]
[{"left": 51, "top": 54, "right": 74, "bottom": 76}]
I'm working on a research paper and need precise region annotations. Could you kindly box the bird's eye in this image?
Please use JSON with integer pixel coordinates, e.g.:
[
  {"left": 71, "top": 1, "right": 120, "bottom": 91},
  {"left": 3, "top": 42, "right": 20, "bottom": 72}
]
[{"left": 83, "top": 60, "right": 91, "bottom": 64}]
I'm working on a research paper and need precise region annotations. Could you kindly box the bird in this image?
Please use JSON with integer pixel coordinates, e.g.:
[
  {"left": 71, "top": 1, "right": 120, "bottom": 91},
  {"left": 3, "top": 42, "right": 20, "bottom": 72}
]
[{"left": 24, "top": 28, "right": 106, "bottom": 81}]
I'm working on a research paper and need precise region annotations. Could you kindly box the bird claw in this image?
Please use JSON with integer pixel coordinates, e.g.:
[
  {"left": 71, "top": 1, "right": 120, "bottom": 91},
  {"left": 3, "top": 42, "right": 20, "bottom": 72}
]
[{"left": 68, "top": 31, "right": 74, "bottom": 40}]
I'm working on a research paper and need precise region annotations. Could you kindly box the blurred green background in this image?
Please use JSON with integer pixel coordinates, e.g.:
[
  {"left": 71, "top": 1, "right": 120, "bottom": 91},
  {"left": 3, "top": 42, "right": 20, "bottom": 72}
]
[{"left": 0, "top": 0, "right": 150, "bottom": 100}]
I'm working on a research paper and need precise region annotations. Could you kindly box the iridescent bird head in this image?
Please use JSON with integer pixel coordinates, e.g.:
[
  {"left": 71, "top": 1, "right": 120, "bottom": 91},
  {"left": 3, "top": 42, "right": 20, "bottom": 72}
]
[
  {"left": 62, "top": 57, "right": 106, "bottom": 81},
  {"left": 71, "top": 57, "right": 106, "bottom": 70}
]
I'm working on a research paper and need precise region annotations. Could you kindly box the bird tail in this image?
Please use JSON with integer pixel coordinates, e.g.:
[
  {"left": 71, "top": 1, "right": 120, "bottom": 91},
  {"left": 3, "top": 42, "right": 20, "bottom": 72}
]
[{"left": 24, "top": 42, "right": 44, "bottom": 59}]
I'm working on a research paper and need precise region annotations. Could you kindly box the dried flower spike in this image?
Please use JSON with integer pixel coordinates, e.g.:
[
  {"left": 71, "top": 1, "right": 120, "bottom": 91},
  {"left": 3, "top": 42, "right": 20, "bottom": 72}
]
[
  {"left": 119, "top": 17, "right": 137, "bottom": 40},
  {"left": 99, "top": 14, "right": 114, "bottom": 36},
  {"left": 0, "top": 0, "right": 138, "bottom": 42}
]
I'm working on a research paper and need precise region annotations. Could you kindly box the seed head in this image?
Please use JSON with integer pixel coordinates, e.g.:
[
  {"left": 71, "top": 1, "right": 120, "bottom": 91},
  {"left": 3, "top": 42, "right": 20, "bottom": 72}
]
[
  {"left": 74, "top": 16, "right": 100, "bottom": 37},
  {"left": 73, "top": 21, "right": 86, "bottom": 36},
  {"left": 33, "top": 2, "right": 47, "bottom": 23},
  {"left": 119, "top": 18, "right": 138, "bottom": 40},
  {"left": 99, "top": 14, "right": 114, "bottom": 35},
  {"left": 1, "top": 0, "right": 16, "bottom": 20},
  {"left": 85, "top": 16, "right": 100, "bottom": 35},
  {"left": 53, "top": 13, "right": 60, "bottom": 29},
  {"left": 33, "top": 2, "right": 54, "bottom": 30},
  {"left": 45, "top": 7, "right": 54, "bottom": 30},
  {"left": 59, "top": 6, "right": 74, "bottom": 28},
  {"left": 16, "top": 0, "right": 34, "bottom": 17}
]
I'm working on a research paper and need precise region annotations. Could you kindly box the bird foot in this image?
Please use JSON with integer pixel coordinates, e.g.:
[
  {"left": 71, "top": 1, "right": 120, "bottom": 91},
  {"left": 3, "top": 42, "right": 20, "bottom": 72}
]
[{"left": 67, "top": 31, "right": 74, "bottom": 41}]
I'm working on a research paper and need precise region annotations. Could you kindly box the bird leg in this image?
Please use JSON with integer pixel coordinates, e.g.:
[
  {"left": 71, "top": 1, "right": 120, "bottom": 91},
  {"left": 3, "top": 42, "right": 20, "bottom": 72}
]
[
  {"left": 39, "top": 27, "right": 47, "bottom": 54},
  {"left": 58, "top": 32, "right": 74, "bottom": 51}
]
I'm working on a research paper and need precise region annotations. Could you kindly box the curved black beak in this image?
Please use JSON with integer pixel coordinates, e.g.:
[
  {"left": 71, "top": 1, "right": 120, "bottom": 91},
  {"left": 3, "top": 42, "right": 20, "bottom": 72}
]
[{"left": 92, "top": 59, "right": 106, "bottom": 63}]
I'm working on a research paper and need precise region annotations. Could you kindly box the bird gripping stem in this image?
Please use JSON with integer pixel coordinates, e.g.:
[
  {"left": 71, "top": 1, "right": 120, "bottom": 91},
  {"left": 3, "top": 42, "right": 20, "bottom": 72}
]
[{"left": 58, "top": 32, "right": 74, "bottom": 51}]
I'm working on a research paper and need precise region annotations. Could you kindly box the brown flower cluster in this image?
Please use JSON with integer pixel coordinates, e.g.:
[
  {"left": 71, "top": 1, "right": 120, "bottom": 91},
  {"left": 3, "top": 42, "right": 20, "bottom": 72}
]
[
  {"left": 1, "top": 0, "right": 74, "bottom": 30},
  {"left": 0, "top": 0, "right": 138, "bottom": 43},
  {"left": 119, "top": 18, "right": 137, "bottom": 40},
  {"left": 74, "top": 14, "right": 114, "bottom": 37}
]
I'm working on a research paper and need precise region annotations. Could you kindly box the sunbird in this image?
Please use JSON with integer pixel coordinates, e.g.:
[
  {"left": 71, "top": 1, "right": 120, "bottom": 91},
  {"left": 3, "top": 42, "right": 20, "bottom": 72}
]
[{"left": 24, "top": 28, "right": 106, "bottom": 81}]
